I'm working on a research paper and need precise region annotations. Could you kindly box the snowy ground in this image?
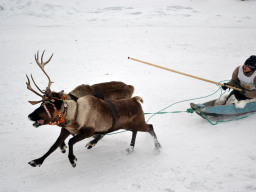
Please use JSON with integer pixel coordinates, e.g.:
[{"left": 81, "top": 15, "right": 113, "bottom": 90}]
[{"left": 1, "top": 0, "right": 256, "bottom": 191}]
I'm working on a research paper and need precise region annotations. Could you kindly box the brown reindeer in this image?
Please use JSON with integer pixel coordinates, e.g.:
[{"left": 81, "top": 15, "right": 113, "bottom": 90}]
[
  {"left": 28, "top": 95, "right": 161, "bottom": 167},
  {"left": 27, "top": 51, "right": 134, "bottom": 152},
  {"left": 26, "top": 52, "right": 161, "bottom": 168}
]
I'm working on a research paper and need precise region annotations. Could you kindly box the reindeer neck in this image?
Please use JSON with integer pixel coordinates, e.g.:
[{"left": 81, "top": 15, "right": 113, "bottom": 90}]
[{"left": 61, "top": 100, "right": 78, "bottom": 121}]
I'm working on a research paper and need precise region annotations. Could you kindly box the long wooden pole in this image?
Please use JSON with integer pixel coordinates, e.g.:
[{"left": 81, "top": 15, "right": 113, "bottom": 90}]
[{"left": 128, "top": 57, "right": 242, "bottom": 92}]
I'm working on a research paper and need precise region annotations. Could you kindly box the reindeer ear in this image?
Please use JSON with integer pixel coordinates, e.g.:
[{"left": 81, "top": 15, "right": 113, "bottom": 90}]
[
  {"left": 28, "top": 100, "right": 42, "bottom": 105},
  {"left": 57, "top": 90, "right": 64, "bottom": 97}
]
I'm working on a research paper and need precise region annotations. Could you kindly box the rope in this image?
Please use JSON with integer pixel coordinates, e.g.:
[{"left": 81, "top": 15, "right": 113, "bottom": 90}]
[
  {"left": 145, "top": 80, "right": 255, "bottom": 125},
  {"left": 106, "top": 80, "right": 254, "bottom": 135},
  {"left": 144, "top": 108, "right": 194, "bottom": 115},
  {"left": 145, "top": 86, "right": 222, "bottom": 123}
]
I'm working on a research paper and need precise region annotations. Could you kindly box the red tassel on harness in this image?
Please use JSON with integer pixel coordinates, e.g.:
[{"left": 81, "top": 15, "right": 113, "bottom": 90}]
[{"left": 42, "top": 102, "right": 66, "bottom": 125}]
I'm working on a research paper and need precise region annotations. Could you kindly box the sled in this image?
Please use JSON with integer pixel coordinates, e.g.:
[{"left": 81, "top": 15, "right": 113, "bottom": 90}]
[{"left": 190, "top": 99, "right": 256, "bottom": 119}]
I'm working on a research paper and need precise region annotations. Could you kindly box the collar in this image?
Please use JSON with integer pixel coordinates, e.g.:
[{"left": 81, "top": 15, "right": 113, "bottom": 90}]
[
  {"left": 62, "top": 94, "right": 78, "bottom": 101},
  {"left": 63, "top": 100, "right": 78, "bottom": 122}
]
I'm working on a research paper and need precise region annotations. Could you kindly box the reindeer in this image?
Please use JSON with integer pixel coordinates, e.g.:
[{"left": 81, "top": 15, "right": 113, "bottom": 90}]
[
  {"left": 27, "top": 51, "right": 134, "bottom": 152},
  {"left": 28, "top": 95, "right": 161, "bottom": 167},
  {"left": 26, "top": 52, "right": 161, "bottom": 168}
]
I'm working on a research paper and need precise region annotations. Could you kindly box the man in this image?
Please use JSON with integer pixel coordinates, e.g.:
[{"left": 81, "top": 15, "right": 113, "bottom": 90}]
[{"left": 222, "top": 55, "right": 256, "bottom": 101}]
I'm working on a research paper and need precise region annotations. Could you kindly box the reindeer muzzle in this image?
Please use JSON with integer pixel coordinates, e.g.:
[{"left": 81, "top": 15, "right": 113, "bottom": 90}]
[{"left": 33, "top": 120, "right": 44, "bottom": 128}]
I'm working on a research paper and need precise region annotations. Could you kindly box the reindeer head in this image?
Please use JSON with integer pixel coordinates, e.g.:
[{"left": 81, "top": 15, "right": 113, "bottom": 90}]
[
  {"left": 28, "top": 99, "right": 64, "bottom": 127},
  {"left": 27, "top": 51, "right": 67, "bottom": 127}
]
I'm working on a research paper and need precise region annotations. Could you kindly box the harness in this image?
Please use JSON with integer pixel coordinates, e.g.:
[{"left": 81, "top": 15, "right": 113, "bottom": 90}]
[
  {"left": 42, "top": 96, "right": 117, "bottom": 130},
  {"left": 42, "top": 101, "right": 67, "bottom": 125},
  {"left": 63, "top": 94, "right": 78, "bottom": 102},
  {"left": 61, "top": 87, "right": 104, "bottom": 102},
  {"left": 94, "top": 89, "right": 118, "bottom": 131},
  {"left": 94, "top": 87, "right": 105, "bottom": 100},
  {"left": 104, "top": 100, "right": 118, "bottom": 132}
]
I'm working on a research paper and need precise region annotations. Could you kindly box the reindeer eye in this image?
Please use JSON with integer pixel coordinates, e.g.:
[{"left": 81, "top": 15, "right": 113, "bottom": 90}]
[{"left": 48, "top": 105, "right": 53, "bottom": 109}]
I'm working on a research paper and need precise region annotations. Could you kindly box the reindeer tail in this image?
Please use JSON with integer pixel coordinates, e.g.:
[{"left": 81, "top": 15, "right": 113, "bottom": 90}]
[
  {"left": 133, "top": 96, "right": 143, "bottom": 104},
  {"left": 128, "top": 85, "right": 134, "bottom": 97},
  {"left": 128, "top": 85, "right": 135, "bottom": 95}
]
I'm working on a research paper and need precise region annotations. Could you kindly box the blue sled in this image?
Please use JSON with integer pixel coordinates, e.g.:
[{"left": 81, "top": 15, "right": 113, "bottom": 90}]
[{"left": 190, "top": 100, "right": 256, "bottom": 118}]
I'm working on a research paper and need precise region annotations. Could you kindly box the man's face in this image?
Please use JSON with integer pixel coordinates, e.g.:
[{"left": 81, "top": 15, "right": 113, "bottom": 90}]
[{"left": 243, "top": 64, "right": 252, "bottom": 73}]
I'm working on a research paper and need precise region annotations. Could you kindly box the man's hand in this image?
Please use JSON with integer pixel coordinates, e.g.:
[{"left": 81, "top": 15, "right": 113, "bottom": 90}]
[
  {"left": 240, "top": 87, "right": 246, "bottom": 95},
  {"left": 221, "top": 83, "right": 229, "bottom": 90}
]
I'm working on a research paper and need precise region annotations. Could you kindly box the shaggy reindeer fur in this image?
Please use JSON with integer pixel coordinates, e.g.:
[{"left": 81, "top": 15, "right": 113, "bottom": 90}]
[
  {"left": 63, "top": 96, "right": 146, "bottom": 134},
  {"left": 51, "top": 81, "right": 134, "bottom": 101},
  {"left": 28, "top": 96, "right": 161, "bottom": 167},
  {"left": 49, "top": 81, "right": 134, "bottom": 152},
  {"left": 69, "top": 81, "right": 134, "bottom": 100}
]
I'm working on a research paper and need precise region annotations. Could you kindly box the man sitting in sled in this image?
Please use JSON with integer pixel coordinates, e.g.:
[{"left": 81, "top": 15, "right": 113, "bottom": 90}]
[
  {"left": 222, "top": 55, "right": 256, "bottom": 101},
  {"left": 190, "top": 55, "right": 256, "bottom": 119}
]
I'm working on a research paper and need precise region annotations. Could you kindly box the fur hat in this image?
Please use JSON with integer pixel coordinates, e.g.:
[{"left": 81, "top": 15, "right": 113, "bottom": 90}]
[{"left": 245, "top": 55, "right": 256, "bottom": 70}]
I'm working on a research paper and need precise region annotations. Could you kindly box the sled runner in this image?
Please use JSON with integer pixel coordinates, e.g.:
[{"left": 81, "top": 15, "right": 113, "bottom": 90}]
[{"left": 190, "top": 99, "right": 256, "bottom": 119}]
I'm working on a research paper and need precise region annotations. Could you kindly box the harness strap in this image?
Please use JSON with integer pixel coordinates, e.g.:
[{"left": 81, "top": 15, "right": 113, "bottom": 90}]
[
  {"left": 66, "top": 94, "right": 78, "bottom": 101},
  {"left": 42, "top": 103, "right": 53, "bottom": 119},
  {"left": 42, "top": 102, "right": 66, "bottom": 125},
  {"left": 104, "top": 100, "right": 118, "bottom": 132},
  {"left": 64, "top": 87, "right": 104, "bottom": 101},
  {"left": 94, "top": 87, "right": 104, "bottom": 100}
]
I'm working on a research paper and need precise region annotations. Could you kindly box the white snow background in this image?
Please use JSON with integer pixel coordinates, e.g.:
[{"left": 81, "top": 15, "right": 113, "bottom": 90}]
[{"left": 0, "top": 0, "right": 256, "bottom": 191}]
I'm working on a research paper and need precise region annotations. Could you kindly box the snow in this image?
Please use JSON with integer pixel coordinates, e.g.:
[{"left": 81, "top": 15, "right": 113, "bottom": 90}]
[
  {"left": 235, "top": 98, "right": 256, "bottom": 108},
  {"left": 1, "top": 0, "right": 256, "bottom": 191}
]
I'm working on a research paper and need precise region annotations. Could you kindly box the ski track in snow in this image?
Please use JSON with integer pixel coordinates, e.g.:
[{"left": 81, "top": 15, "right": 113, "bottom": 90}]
[{"left": 0, "top": 0, "right": 256, "bottom": 192}]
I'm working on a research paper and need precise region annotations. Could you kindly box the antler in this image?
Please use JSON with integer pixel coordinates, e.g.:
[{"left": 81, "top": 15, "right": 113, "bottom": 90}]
[
  {"left": 26, "top": 74, "right": 44, "bottom": 98},
  {"left": 30, "top": 75, "right": 44, "bottom": 94},
  {"left": 26, "top": 74, "right": 47, "bottom": 105},
  {"left": 26, "top": 51, "right": 54, "bottom": 105},
  {"left": 34, "top": 50, "right": 54, "bottom": 94}
]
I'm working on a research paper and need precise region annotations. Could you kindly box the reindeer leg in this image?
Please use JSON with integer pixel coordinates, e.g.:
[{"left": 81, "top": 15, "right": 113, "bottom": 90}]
[
  {"left": 28, "top": 128, "right": 70, "bottom": 167},
  {"left": 148, "top": 124, "right": 161, "bottom": 150},
  {"left": 85, "top": 134, "right": 105, "bottom": 149},
  {"left": 68, "top": 127, "right": 94, "bottom": 167},
  {"left": 125, "top": 131, "right": 137, "bottom": 154},
  {"left": 59, "top": 141, "right": 67, "bottom": 153}
]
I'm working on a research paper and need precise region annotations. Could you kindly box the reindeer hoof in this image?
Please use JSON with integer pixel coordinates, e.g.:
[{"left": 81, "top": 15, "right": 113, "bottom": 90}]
[
  {"left": 155, "top": 142, "right": 161, "bottom": 149},
  {"left": 85, "top": 142, "right": 96, "bottom": 149},
  {"left": 60, "top": 144, "right": 67, "bottom": 153},
  {"left": 124, "top": 146, "right": 134, "bottom": 154},
  {"left": 28, "top": 159, "right": 42, "bottom": 167},
  {"left": 68, "top": 155, "right": 77, "bottom": 167},
  {"left": 153, "top": 143, "right": 161, "bottom": 154}
]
